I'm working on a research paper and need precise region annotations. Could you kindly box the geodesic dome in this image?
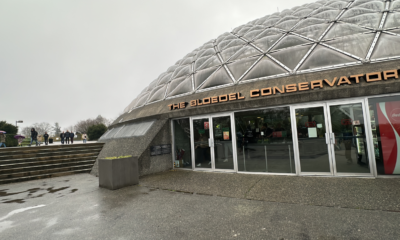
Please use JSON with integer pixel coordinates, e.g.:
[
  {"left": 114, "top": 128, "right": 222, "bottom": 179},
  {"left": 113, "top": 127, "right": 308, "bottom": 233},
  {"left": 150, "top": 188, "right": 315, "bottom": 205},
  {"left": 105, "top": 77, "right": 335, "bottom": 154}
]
[{"left": 124, "top": 0, "right": 400, "bottom": 113}]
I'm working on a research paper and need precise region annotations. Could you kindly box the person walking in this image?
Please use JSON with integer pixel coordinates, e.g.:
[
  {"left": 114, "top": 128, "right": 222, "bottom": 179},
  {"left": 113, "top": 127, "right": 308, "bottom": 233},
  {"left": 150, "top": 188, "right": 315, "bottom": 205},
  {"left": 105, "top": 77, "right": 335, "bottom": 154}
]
[
  {"left": 65, "top": 130, "right": 70, "bottom": 144},
  {"left": 0, "top": 132, "right": 6, "bottom": 148},
  {"left": 37, "top": 135, "right": 43, "bottom": 146},
  {"left": 70, "top": 131, "right": 75, "bottom": 144},
  {"left": 44, "top": 132, "right": 49, "bottom": 145},
  {"left": 60, "top": 131, "right": 65, "bottom": 144},
  {"left": 30, "top": 128, "right": 39, "bottom": 146},
  {"left": 82, "top": 133, "right": 87, "bottom": 143}
]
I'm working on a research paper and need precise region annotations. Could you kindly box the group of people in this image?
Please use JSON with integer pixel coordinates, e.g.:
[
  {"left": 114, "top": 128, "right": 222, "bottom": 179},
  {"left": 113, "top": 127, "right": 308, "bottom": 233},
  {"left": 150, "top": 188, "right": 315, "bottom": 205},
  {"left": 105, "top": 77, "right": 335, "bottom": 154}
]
[
  {"left": 0, "top": 128, "right": 89, "bottom": 148},
  {"left": 59, "top": 131, "right": 88, "bottom": 144},
  {"left": 29, "top": 128, "right": 50, "bottom": 146}
]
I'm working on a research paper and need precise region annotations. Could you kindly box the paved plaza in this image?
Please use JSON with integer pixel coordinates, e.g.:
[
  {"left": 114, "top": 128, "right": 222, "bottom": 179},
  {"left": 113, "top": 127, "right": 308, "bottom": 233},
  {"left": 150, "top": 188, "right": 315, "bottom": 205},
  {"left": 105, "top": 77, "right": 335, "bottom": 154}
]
[{"left": 1, "top": 171, "right": 400, "bottom": 239}]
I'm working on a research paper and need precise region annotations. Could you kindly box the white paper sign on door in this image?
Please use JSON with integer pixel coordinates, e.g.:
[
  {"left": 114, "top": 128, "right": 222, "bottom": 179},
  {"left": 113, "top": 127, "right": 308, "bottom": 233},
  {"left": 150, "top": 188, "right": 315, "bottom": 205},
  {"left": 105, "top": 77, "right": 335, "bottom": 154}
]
[{"left": 308, "top": 127, "right": 317, "bottom": 138}]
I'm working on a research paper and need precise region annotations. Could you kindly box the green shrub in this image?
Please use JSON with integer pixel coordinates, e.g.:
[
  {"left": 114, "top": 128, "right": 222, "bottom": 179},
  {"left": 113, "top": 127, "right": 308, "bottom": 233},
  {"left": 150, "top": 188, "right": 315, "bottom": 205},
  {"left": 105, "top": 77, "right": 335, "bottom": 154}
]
[
  {"left": 0, "top": 121, "right": 18, "bottom": 147},
  {"left": 87, "top": 123, "right": 107, "bottom": 141}
]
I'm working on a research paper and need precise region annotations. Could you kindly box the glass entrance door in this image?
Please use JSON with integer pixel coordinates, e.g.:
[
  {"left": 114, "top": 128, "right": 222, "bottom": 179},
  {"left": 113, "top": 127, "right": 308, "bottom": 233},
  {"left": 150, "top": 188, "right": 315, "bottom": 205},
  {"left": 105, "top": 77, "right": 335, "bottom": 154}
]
[
  {"left": 294, "top": 104, "right": 332, "bottom": 174},
  {"left": 327, "top": 101, "right": 371, "bottom": 175},
  {"left": 293, "top": 100, "right": 372, "bottom": 176},
  {"left": 191, "top": 115, "right": 235, "bottom": 171}
]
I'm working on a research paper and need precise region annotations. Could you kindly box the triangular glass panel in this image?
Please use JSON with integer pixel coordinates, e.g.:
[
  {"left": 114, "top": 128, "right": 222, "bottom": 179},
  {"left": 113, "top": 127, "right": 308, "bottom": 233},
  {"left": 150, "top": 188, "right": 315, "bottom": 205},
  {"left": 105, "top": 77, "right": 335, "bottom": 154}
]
[
  {"left": 255, "top": 16, "right": 269, "bottom": 25},
  {"left": 200, "top": 43, "right": 214, "bottom": 50},
  {"left": 216, "top": 32, "right": 231, "bottom": 44},
  {"left": 253, "top": 34, "right": 284, "bottom": 52},
  {"left": 323, "top": 33, "right": 374, "bottom": 58},
  {"left": 384, "top": 12, "right": 400, "bottom": 29},
  {"left": 219, "top": 39, "right": 246, "bottom": 51},
  {"left": 167, "top": 76, "right": 192, "bottom": 97},
  {"left": 294, "top": 18, "right": 328, "bottom": 30},
  {"left": 391, "top": 1, "right": 400, "bottom": 11},
  {"left": 262, "top": 17, "right": 280, "bottom": 27},
  {"left": 352, "top": 1, "right": 385, "bottom": 11},
  {"left": 194, "top": 55, "right": 211, "bottom": 70},
  {"left": 270, "top": 44, "right": 313, "bottom": 70},
  {"left": 326, "top": 1, "right": 350, "bottom": 9},
  {"left": 196, "top": 55, "right": 221, "bottom": 71},
  {"left": 312, "top": 9, "right": 341, "bottom": 21},
  {"left": 312, "top": 6, "right": 336, "bottom": 15},
  {"left": 340, "top": 10, "right": 382, "bottom": 29},
  {"left": 196, "top": 48, "right": 216, "bottom": 59},
  {"left": 371, "top": 33, "right": 400, "bottom": 59},
  {"left": 253, "top": 29, "right": 283, "bottom": 41},
  {"left": 229, "top": 45, "right": 262, "bottom": 61},
  {"left": 171, "top": 64, "right": 191, "bottom": 79},
  {"left": 194, "top": 66, "right": 219, "bottom": 89},
  {"left": 199, "top": 67, "right": 233, "bottom": 90},
  {"left": 299, "top": 45, "right": 357, "bottom": 71},
  {"left": 134, "top": 92, "right": 150, "bottom": 108},
  {"left": 271, "top": 35, "right": 312, "bottom": 51},
  {"left": 280, "top": 9, "right": 294, "bottom": 17},
  {"left": 237, "top": 27, "right": 252, "bottom": 36},
  {"left": 275, "top": 16, "right": 300, "bottom": 31},
  {"left": 221, "top": 45, "right": 244, "bottom": 62},
  {"left": 226, "top": 57, "right": 259, "bottom": 80},
  {"left": 294, "top": 23, "right": 330, "bottom": 40},
  {"left": 324, "top": 22, "right": 370, "bottom": 40},
  {"left": 148, "top": 79, "right": 159, "bottom": 90},
  {"left": 243, "top": 29, "right": 265, "bottom": 41},
  {"left": 147, "top": 85, "right": 167, "bottom": 104},
  {"left": 167, "top": 65, "right": 179, "bottom": 74},
  {"left": 179, "top": 57, "right": 193, "bottom": 66},
  {"left": 216, "top": 34, "right": 236, "bottom": 45},
  {"left": 241, "top": 57, "right": 287, "bottom": 82},
  {"left": 157, "top": 72, "right": 173, "bottom": 85},
  {"left": 293, "top": 8, "right": 314, "bottom": 18}
]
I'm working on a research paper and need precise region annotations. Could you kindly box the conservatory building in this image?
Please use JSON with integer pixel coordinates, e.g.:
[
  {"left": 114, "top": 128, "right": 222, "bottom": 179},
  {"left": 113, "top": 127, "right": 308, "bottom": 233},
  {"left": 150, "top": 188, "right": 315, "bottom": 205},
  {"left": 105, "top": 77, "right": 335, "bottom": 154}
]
[{"left": 95, "top": 0, "right": 400, "bottom": 178}]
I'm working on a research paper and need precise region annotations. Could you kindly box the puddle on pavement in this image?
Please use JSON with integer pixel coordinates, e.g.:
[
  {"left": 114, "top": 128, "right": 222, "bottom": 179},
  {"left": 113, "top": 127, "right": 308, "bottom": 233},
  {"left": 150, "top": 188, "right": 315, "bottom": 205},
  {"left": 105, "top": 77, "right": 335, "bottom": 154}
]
[
  {"left": 47, "top": 187, "right": 69, "bottom": 193},
  {"left": 1, "top": 186, "right": 76, "bottom": 204}
]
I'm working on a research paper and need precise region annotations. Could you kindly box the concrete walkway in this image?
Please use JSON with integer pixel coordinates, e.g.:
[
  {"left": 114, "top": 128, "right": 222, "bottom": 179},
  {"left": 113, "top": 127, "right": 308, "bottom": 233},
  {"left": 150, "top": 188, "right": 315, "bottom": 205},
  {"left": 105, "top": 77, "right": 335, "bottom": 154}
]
[
  {"left": 0, "top": 172, "right": 399, "bottom": 239},
  {"left": 140, "top": 170, "right": 400, "bottom": 212}
]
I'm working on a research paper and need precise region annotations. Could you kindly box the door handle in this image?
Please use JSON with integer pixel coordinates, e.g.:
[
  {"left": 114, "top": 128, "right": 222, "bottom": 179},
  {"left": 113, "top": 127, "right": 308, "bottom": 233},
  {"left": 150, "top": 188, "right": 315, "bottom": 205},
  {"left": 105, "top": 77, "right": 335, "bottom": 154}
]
[
  {"left": 208, "top": 138, "right": 213, "bottom": 147},
  {"left": 325, "top": 133, "right": 329, "bottom": 145},
  {"left": 330, "top": 133, "right": 335, "bottom": 145}
]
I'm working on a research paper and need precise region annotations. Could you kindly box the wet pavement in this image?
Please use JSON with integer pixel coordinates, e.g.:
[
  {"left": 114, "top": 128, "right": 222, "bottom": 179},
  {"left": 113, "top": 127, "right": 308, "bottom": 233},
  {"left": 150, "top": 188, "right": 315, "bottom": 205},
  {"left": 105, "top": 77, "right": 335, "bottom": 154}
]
[{"left": 0, "top": 172, "right": 400, "bottom": 239}]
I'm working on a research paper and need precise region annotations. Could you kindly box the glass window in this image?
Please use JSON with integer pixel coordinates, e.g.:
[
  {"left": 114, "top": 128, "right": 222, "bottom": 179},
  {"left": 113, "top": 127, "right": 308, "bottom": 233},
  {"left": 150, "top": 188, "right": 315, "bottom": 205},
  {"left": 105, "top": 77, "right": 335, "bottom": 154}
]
[
  {"left": 368, "top": 95, "right": 400, "bottom": 175},
  {"left": 173, "top": 119, "right": 192, "bottom": 169},
  {"left": 235, "top": 107, "right": 295, "bottom": 173}
]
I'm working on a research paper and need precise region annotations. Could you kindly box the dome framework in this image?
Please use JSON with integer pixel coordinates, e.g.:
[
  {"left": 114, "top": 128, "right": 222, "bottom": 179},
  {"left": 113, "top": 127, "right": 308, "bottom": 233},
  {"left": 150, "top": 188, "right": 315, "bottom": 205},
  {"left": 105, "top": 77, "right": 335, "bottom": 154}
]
[{"left": 124, "top": 0, "right": 400, "bottom": 113}]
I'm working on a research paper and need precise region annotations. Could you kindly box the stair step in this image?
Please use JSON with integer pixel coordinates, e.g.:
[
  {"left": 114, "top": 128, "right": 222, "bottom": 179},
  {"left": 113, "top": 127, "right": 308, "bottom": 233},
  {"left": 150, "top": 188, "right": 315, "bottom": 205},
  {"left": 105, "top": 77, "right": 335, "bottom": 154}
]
[
  {"left": 0, "top": 149, "right": 102, "bottom": 160},
  {"left": 0, "top": 164, "right": 95, "bottom": 180},
  {"left": 0, "top": 160, "right": 96, "bottom": 175},
  {"left": 0, "top": 156, "right": 96, "bottom": 168},
  {"left": 0, "top": 153, "right": 99, "bottom": 164},
  {"left": 0, "top": 169, "right": 92, "bottom": 185},
  {"left": 0, "top": 144, "right": 104, "bottom": 156}
]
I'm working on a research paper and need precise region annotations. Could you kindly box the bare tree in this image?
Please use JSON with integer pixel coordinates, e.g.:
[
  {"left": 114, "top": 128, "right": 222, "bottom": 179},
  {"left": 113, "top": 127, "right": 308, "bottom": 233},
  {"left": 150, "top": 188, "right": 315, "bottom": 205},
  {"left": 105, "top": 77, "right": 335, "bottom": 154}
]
[
  {"left": 33, "top": 122, "right": 52, "bottom": 136},
  {"left": 74, "top": 115, "right": 112, "bottom": 133},
  {"left": 21, "top": 126, "right": 32, "bottom": 137},
  {"left": 53, "top": 122, "right": 61, "bottom": 136}
]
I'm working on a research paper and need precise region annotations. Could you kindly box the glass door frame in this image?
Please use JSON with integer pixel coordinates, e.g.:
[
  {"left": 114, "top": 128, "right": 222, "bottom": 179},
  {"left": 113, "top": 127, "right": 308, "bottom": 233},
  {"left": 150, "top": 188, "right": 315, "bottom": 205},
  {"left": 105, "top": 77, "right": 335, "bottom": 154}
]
[
  {"left": 291, "top": 99, "right": 375, "bottom": 177},
  {"left": 291, "top": 102, "right": 334, "bottom": 176},
  {"left": 326, "top": 99, "right": 375, "bottom": 177},
  {"left": 190, "top": 113, "right": 237, "bottom": 172}
]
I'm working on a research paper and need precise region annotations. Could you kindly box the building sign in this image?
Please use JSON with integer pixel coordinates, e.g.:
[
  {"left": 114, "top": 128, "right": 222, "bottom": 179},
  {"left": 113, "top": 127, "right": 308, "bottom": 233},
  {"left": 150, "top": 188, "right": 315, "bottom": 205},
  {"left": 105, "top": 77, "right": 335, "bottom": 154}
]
[
  {"left": 250, "top": 70, "right": 398, "bottom": 99},
  {"left": 167, "top": 69, "right": 399, "bottom": 111}
]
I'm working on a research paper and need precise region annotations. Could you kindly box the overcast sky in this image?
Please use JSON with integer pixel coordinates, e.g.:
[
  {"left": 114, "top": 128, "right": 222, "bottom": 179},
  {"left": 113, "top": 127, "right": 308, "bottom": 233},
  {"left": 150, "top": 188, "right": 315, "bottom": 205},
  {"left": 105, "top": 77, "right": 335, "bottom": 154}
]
[{"left": 0, "top": 0, "right": 314, "bottom": 132}]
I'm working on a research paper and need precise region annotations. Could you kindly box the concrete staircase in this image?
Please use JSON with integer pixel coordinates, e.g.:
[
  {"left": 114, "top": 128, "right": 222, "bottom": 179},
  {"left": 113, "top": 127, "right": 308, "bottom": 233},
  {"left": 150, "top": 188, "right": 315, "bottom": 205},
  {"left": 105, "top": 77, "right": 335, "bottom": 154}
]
[{"left": 0, "top": 143, "right": 104, "bottom": 185}]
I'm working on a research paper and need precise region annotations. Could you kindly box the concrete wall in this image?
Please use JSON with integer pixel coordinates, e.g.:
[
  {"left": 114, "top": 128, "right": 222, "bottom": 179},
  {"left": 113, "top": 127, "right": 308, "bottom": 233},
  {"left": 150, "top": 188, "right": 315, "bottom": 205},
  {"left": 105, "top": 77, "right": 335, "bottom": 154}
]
[
  {"left": 137, "top": 120, "right": 172, "bottom": 176},
  {"left": 91, "top": 119, "right": 172, "bottom": 177}
]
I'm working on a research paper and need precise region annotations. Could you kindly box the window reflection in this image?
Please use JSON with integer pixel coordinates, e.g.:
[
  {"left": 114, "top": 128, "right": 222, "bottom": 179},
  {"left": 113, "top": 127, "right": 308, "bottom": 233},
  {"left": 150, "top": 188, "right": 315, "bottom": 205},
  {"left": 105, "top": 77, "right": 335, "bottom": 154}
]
[
  {"left": 369, "top": 95, "right": 400, "bottom": 175},
  {"left": 173, "top": 119, "right": 192, "bottom": 169},
  {"left": 235, "top": 107, "right": 295, "bottom": 173}
]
